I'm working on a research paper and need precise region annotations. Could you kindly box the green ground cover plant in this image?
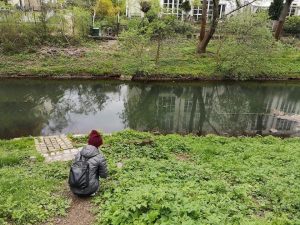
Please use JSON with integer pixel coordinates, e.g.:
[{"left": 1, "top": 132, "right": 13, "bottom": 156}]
[
  {"left": 71, "top": 130, "right": 300, "bottom": 225},
  {"left": 0, "top": 138, "right": 70, "bottom": 224},
  {"left": 0, "top": 38, "right": 299, "bottom": 80},
  {"left": 1, "top": 131, "right": 300, "bottom": 224}
]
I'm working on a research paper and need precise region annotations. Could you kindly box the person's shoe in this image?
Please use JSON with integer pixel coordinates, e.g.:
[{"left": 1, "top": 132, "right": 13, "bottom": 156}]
[{"left": 90, "top": 193, "right": 96, "bottom": 197}]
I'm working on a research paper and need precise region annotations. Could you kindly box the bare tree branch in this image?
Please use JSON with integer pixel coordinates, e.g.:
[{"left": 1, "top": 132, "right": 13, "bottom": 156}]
[{"left": 220, "top": 0, "right": 258, "bottom": 20}]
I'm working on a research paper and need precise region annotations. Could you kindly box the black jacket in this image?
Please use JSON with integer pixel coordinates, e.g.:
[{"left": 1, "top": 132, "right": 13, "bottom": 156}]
[{"left": 70, "top": 145, "right": 108, "bottom": 196}]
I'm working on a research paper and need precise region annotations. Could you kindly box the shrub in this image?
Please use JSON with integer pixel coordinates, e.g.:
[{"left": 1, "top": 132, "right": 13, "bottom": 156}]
[
  {"left": 140, "top": 1, "right": 152, "bottom": 13},
  {"left": 70, "top": 7, "right": 91, "bottom": 38},
  {"left": 0, "top": 13, "right": 42, "bottom": 53},
  {"left": 268, "top": 0, "right": 283, "bottom": 20},
  {"left": 118, "top": 28, "right": 153, "bottom": 74},
  {"left": 172, "top": 19, "right": 195, "bottom": 35},
  {"left": 94, "top": 0, "right": 118, "bottom": 19},
  {"left": 284, "top": 16, "right": 300, "bottom": 36},
  {"left": 180, "top": 1, "right": 191, "bottom": 15},
  {"left": 215, "top": 12, "right": 275, "bottom": 79},
  {"left": 0, "top": 7, "right": 91, "bottom": 53}
]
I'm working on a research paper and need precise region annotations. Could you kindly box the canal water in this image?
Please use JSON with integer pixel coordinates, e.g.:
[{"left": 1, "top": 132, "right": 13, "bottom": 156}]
[{"left": 1, "top": 79, "right": 300, "bottom": 139}]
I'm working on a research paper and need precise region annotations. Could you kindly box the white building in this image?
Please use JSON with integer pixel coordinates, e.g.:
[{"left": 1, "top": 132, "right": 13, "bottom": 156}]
[
  {"left": 126, "top": 0, "right": 300, "bottom": 20},
  {"left": 7, "top": 0, "right": 56, "bottom": 10}
]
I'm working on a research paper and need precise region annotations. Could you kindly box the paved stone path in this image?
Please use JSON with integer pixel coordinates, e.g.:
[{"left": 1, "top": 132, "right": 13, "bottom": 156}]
[{"left": 35, "top": 135, "right": 80, "bottom": 162}]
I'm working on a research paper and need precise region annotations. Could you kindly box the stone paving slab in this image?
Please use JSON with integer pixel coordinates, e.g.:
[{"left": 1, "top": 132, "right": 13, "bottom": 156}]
[{"left": 35, "top": 135, "right": 80, "bottom": 163}]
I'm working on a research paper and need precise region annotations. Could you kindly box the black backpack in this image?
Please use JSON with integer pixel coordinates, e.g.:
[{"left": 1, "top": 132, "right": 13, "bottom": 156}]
[{"left": 68, "top": 154, "right": 90, "bottom": 189}]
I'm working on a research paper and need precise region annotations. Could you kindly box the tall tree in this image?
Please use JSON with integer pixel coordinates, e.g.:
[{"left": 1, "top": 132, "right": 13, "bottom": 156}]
[
  {"left": 274, "top": 0, "right": 294, "bottom": 40},
  {"left": 181, "top": 1, "right": 191, "bottom": 21},
  {"left": 269, "top": 0, "right": 284, "bottom": 31},
  {"left": 268, "top": 0, "right": 284, "bottom": 20},
  {"left": 197, "top": 0, "right": 257, "bottom": 54},
  {"left": 199, "top": 0, "right": 207, "bottom": 42},
  {"left": 197, "top": 0, "right": 219, "bottom": 54}
]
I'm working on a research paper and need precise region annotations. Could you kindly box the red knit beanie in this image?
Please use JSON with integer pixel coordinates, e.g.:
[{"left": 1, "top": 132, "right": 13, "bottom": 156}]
[{"left": 88, "top": 130, "right": 103, "bottom": 148}]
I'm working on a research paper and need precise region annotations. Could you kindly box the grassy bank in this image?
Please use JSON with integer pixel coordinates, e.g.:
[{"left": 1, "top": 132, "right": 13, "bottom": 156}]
[
  {"left": 0, "top": 138, "right": 70, "bottom": 224},
  {"left": 76, "top": 130, "right": 300, "bottom": 224},
  {"left": 1, "top": 39, "right": 299, "bottom": 80},
  {"left": 1, "top": 130, "right": 300, "bottom": 224}
]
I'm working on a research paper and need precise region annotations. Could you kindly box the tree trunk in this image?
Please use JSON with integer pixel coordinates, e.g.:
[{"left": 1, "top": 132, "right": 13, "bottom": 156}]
[
  {"left": 92, "top": 9, "right": 96, "bottom": 27},
  {"left": 188, "top": 92, "right": 198, "bottom": 132},
  {"left": 197, "top": 0, "right": 219, "bottom": 54},
  {"left": 274, "top": 0, "right": 293, "bottom": 41},
  {"left": 256, "top": 114, "right": 263, "bottom": 135},
  {"left": 199, "top": 0, "right": 207, "bottom": 42},
  {"left": 72, "top": 14, "right": 75, "bottom": 37},
  {"left": 197, "top": 88, "right": 205, "bottom": 135},
  {"left": 272, "top": 20, "right": 279, "bottom": 32},
  {"left": 116, "top": 13, "right": 120, "bottom": 36}
]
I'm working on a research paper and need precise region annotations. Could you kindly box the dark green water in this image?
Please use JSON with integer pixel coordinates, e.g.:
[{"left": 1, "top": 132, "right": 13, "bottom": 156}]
[{"left": 1, "top": 79, "right": 300, "bottom": 139}]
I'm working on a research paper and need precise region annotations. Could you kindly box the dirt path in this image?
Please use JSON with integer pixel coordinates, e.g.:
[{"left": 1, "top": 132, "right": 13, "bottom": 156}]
[
  {"left": 54, "top": 194, "right": 95, "bottom": 225},
  {"left": 36, "top": 135, "right": 97, "bottom": 225},
  {"left": 44, "top": 187, "right": 96, "bottom": 225}
]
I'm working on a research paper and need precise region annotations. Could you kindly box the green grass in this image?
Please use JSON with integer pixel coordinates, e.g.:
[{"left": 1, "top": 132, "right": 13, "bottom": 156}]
[
  {"left": 71, "top": 130, "right": 300, "bottom": 225},
  {"left": 1, "top": 131, "right": 300, "bottom": 224},
  {"left": 0, "top": 138, "right": 70, "bottom": 225},
  {"left": 0, "top": 138, "right": 42, "bottom": 167},
  {"left": 1, "top": 38, "right": 299, "bottom": 80}
]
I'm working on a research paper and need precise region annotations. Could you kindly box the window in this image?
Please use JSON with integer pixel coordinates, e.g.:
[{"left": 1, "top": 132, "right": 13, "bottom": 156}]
[
  {"left": 162, "top": 0, "right": 183, "bottom": 18},
  {"left": 192, "top": 0, "right": 224, "bottom": 21},
  {"left": 193, "top": 0, "right": 212, "bottom": 21},
  {"left": 159, "top": 115, "right": 174, "bottom": 130},
  {"left": 218, "top": 4, "right": 226, "bottom": 18},
  {"left": 289, "top": 4, "right": 297, "bottom": 16},
  {"left": 158, "top": 96, "right": 176, "bottom": 113},
  {"left": 184, "top": 99, "right": 193, "bottom": 112},
  {"left": 163, "top": 0, "right": 172, "bottom": 13},
  {"left": 193, "top": 7, "right": 202, "bottom": 21}
]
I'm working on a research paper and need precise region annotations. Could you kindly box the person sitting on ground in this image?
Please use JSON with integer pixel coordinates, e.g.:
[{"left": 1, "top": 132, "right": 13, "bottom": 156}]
[{"left": 69, "top": 130, "right": 108, "bottom": 197}]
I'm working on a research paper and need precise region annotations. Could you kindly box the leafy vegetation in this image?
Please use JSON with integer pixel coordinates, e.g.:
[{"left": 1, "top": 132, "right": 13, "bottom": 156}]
[
  {"left": 0, "top": 138, "right": 41, "bottom": 167},
  {"left": 0, "top": 0, "right": 300, "bottom": 80},
  {"left": 1, "top": 131, "right": 300, "bottom": 224},
  {"left": 268, "top": 0, "right": 283, "bottom": 20},
  {"left": 0, "top": 36, "right": 299, "bottom": 80},
  {"left": 284, "top": 16, "right": 300, "bottom": 36},
  {"left": 71, "top": 130, "right": 300, "bottom": 225},
  {"left": 0, "top": 138, "right": 70, "bottom": 224},
  {"left": 215, "top": 12, "right": 275, "bottom": 79},
  {"left": 119, "top": 15, "right": 192, "bottom": 71},
  {"left": 0, "top": 4, "right": 91, "bottom": 53}
]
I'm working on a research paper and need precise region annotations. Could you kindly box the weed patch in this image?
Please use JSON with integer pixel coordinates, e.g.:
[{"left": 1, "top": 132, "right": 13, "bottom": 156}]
[
  {"left": 0, "top": 138, "right": 70, "bottom": 224},
  {"left": 72, "top": 130, "right": 300, "bottom": 225}
]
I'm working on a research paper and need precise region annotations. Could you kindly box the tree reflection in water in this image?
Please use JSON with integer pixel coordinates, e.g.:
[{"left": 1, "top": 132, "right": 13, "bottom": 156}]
[
  {"left": 42, "top": 83, "right": 119, "bottom": 134},
  {"left": 122, "top": 82, "right": 300, "bottom": 136},
  {"left": 0, "top": 80, "right": 121, "bottom": 138},
  {"left": 0, "top": 80, "right": 299, "bottom": 139}
]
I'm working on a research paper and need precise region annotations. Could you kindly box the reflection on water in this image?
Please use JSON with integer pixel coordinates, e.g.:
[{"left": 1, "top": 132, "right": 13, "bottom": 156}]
[
  {"left": 124, "top": 82, "right": 300, "bottom": 136},
  {"left": 0, "top": 80, "right": 299, "bottom": 138}
]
